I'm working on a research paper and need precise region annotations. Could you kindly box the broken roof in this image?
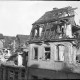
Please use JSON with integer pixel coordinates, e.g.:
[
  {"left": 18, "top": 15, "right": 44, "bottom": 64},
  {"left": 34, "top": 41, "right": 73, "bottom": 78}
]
[
  {"left": 4, "top": 36, "right": 16, "bottom": 48},
  {"left": 16, "top": 34, "right": 30, "bottom": 44},
  {"left": 0, "top": 33, "right": 4, "bottom": 39},
  {"left": 33, "top": 6, "right": 77, "bottom": 25}
]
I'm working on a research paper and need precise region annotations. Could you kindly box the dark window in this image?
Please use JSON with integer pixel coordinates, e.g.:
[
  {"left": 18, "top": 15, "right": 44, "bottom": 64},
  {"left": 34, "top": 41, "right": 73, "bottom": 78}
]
[
  {"left": 45, "top": 47, "right": 50, "bottom": 51},
  {"left": 44, "top": 47, "right": 51, "bottom": 60},
  {"left": 76, "top": 55, "right": 80, "bottom": 63},
  {"left": 45, "top": 52, "right": 50, "bottom": 60},
  {"left": 6, "top": 50, "right": 8, "bottom": 53},
  {"left": 33, "top": 47, "right": 38, "bottom": 60}
]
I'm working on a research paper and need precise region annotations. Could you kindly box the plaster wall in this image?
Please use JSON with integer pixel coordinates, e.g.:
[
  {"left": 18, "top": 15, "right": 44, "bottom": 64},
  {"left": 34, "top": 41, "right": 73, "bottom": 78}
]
[{"left": 28, "top": 42, "right": 73, "bottom": 71}]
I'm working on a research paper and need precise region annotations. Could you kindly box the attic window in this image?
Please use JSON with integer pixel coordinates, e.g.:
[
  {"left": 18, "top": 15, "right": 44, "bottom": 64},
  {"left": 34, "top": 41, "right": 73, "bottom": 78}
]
[
  {"left": 62, "top": 26, "right": 64, "bottom": 34},
  {"left": 35, "top": 29, "right": 38, "bottom": 36},
  {"left": 66, "top": 24, "right": 72, "bottom": 38},
  {"left": 39, "top": 27, "right": 42, "bottom": 36},
  {"left": 57, "top": 25, "right": 64, "bottom": 36}
]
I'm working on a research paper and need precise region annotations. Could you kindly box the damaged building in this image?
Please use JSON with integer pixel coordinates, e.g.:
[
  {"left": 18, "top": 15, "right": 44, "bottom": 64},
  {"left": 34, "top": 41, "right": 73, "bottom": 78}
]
[{"left": 27, "top": 6, "right": 80, "bottom": 79}]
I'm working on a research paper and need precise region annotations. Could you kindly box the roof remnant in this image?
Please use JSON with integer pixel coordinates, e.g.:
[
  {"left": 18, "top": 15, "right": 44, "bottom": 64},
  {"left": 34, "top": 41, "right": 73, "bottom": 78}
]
[
  {"left": 4, "top": 36, "right": 16, "bottom": 48},
  {"left": 29, "top": 6, "right": 80, "bottom": 43},
  {"left": 33, "top": 6, "right": 77, "bottom": 25},
  {"left": 16, "top": 34, "right": 30, "bottom": 44}
]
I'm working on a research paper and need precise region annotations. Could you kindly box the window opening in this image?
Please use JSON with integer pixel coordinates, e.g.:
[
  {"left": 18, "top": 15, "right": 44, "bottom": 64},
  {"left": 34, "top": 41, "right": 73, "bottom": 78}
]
[
  {"left": 55, "top": 45, "right": 65, "bottom": 61},
  {"left": 43, "top": 47, "right": 51, "bottom": 60},
  {"left": 33, "top": 47, "right": 38, "bottom": 60},
  {"left": 66, "top": 24, "right": 72, "bottom": 38},
  {"left": 39, "top": 27, "right": 42, "bottom": 36},
  {"left": 76, "top": 54, "right": 80, "bottom": 63},
  {"left": 35, "top": 29, "right": 38, "bottom": 36}
]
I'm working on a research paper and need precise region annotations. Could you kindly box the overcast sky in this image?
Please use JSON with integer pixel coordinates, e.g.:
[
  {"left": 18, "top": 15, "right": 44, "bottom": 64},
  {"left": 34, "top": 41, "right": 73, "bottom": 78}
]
[{"left": 0, "top": 1, "right": 80, "bottom": 36}]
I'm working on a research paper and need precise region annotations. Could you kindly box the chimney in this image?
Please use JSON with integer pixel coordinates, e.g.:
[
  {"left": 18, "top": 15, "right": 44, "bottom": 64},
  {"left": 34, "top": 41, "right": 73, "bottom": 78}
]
[{"left": 53, "top": 7, "right": 58, "bottom": 11}]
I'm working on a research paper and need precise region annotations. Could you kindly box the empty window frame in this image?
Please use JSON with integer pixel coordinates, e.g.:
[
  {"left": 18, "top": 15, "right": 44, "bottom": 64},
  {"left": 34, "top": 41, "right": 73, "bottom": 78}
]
[
  {"left": 58, "top": 25, "right": 64, "bottom": 34},
  {"left": 34, "top": 29, "right": 38, "bottom": 36},
  {"left": 33, "top": 47, "right": 38, "bottom": 60},
  {"left": 43, "top": 47, "right": 51, "bottom": 60},
  {"left": 39, "top": 27, "right": 43, "bottom": 36},
  {"left": 55, "top": 44, "right": 65, "bottom": 61}
]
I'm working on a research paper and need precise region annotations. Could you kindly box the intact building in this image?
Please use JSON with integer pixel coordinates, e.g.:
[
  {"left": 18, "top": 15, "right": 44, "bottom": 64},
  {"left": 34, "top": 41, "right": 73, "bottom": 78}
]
[{"left": 27, "top": 6, "right": 80, "bottom": 79}]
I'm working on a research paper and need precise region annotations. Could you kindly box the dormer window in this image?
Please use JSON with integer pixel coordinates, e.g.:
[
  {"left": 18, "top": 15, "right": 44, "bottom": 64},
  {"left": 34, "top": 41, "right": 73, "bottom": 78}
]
[
  {"left": 66, "top": 24, "right": 73, "bottom": 38},
  {"left": 35, "top": 29, "right": 38, "bottom": 36},
  {"left": 32, "top": 25, "right": 43, "bottom": 38},
  {"left": 39, "top": 27, "right": 43, "bottom": 36},
  {"left": 62, "top": 26, "right": 64, "bottom": 34},
  {"left": 57, "top": 26, "right": 64, "bottom": 34},
  {"left": 57, "top": 25, "right": 65, "bottom": 38}
]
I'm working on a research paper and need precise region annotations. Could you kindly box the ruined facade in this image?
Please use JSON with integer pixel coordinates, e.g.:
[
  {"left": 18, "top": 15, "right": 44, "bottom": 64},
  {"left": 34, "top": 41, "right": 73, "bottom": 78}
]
[
  {"left": 30, "top": 6, "right": 80, "bottom": 42},
  {"left": 28, "top": 6, "right": 80, "bottom": 79}
]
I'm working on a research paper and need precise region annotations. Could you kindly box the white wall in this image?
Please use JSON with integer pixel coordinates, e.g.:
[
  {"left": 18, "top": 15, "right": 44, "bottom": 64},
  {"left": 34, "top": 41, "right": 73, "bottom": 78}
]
[{"left": 18, "top": 52, "right": 23, "bottom": 66}]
